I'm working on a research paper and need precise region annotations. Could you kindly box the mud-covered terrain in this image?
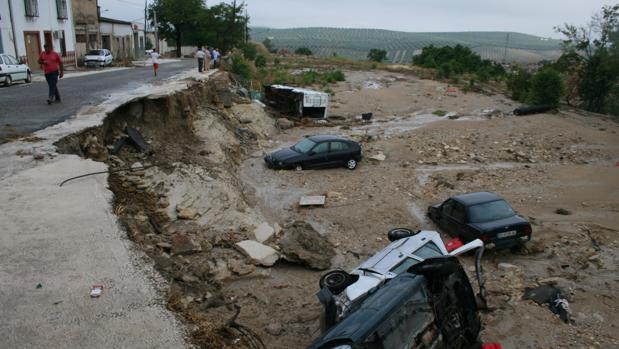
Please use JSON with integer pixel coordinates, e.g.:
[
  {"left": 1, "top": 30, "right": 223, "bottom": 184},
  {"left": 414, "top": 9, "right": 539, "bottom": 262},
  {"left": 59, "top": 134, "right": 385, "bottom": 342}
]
[{"left": 58, "top": 69, "right": 618, "bottom": 348}]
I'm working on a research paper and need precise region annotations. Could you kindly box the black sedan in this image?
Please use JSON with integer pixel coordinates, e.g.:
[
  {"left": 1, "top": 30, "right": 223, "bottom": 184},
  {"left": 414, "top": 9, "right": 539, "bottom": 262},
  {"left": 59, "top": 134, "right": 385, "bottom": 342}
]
[
  {"left": 264, "top": 135, "right": 362, "bottom": 170},
  {"left": 427, "top": 192, "right": 532, "bottom": 250}
]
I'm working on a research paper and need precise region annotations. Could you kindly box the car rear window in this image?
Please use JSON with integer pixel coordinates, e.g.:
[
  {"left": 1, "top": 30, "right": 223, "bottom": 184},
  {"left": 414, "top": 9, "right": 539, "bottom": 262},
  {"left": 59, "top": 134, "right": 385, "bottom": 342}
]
[
  {"left": 88, "top": 50, "right": 102, "bottom": 55},
  {"left": 413, "top": 242, "right": 442, "bottom": 259},
  {"left": 468, "top": 200, "right": 515, "bottom": 223}
]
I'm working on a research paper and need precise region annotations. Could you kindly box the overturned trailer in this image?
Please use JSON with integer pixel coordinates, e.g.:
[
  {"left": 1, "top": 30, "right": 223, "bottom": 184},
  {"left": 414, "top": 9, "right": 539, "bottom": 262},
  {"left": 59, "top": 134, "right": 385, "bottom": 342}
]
[{"left": 264, "top": 85, "right": 329, "bottom": 118}]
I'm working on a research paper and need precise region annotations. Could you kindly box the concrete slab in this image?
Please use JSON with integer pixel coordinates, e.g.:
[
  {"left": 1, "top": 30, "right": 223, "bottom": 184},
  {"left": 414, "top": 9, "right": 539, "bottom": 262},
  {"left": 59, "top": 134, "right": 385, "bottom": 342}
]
[
  {"left": 0, "top": 156, "right": 190, "bottom": 348},
  {"left": 299, "top": 195, "right": 326, "bottom": 206},
  {"left": 235, "top": 240, "right": 279, "bottom": 266}
]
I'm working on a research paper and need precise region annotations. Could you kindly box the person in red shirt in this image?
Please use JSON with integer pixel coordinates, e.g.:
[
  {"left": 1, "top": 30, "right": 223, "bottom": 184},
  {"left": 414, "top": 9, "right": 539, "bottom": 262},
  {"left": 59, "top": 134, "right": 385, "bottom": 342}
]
[{"left": 38, "top": 44, "right": 64, "bottom": 104}]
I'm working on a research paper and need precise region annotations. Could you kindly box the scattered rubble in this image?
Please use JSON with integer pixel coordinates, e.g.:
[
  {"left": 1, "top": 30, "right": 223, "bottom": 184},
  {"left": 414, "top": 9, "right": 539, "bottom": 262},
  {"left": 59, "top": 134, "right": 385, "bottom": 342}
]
[{"left": 235, "top": 240, "right": 280, "bottom": 267}]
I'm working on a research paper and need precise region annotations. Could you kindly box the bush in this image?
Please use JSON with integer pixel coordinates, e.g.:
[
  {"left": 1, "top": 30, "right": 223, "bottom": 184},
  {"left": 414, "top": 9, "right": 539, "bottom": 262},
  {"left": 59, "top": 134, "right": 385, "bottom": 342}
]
[
  {"left": 295, "top": 47, "right": 313, "bottom": 56},
  {"left": 242, "top": 43, "right": 258, "bottom": 61},
  {"left": 367, "top": 49, "right": 387, "bottom": 62},
  {"left": 323, "top": 70, "right": 346, "bottom": 83},
  {"left": 255, "top": 55, "right": 267, "bottom": 68},
  {"left": 231, "top": 55, "right": 252, "bottom": 82},
  {"left": 528, "top": 69, "right": 565, "bottom": 107},
  {"left": 506, "top": 69, "right": 532, "bottom": 102},
  {"left": 413, "top": 44, "right": 505, "bottom": 80},
  {"left": 438, "top": 62, "right": 454, "bottom": 79}
]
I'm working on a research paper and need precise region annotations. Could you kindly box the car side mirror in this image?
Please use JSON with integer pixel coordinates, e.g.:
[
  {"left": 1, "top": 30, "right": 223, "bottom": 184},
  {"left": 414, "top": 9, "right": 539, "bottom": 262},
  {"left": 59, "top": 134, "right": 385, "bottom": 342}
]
[{"left": 449, "top": 239, "right": 483, "bottom": 256}]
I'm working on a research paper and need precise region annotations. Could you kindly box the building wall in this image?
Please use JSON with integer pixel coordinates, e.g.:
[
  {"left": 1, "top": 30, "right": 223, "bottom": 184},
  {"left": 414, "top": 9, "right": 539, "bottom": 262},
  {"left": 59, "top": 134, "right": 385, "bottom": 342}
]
[
  {"left": 100, "top": 20, "right": 135, "bottom": 60},
  {"left": 72, "top": 0, "right": 99, "bottom": 61},
  {"left": 3, "top": 0, "right": 77, "bottom": 69}
]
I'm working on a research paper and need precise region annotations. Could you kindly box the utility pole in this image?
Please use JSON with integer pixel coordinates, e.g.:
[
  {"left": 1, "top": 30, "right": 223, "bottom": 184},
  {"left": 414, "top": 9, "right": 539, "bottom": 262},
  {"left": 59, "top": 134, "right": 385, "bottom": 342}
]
[
  {"left": 7, "top": 0, "right": 19, "bottom": 57},
  {"left": 154, "top": 9, "right": 159, "bottom": 51},
  {"left": 502, "top": 32, "right": 510, "bottom": 64}
]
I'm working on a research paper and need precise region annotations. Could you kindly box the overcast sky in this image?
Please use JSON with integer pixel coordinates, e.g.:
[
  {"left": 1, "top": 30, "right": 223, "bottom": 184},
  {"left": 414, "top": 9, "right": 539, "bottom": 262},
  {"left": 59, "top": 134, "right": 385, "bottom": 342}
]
[{"left": 98, "top": 0, "right": 613, "bottom": 38}]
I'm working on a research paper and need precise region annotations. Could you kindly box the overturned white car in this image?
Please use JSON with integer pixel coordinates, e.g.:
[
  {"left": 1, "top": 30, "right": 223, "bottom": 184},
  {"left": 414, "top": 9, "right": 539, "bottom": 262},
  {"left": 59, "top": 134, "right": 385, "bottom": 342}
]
[{"left": 309, "top": 229, "right": 489, "bottom": 349}]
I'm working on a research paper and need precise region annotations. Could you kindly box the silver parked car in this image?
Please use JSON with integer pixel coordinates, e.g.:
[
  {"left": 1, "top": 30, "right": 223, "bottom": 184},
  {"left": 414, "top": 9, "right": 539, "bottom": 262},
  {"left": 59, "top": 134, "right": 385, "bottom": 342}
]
[
  {"left": 84, "top": 49, "right": 113, "bottom": 67},
  {"left": 0, "top": 53, "right": 32, "bottom": 86}
]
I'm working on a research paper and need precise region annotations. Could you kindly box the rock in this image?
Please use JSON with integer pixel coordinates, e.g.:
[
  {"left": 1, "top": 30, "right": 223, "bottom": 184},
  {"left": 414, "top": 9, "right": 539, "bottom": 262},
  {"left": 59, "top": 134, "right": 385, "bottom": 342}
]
[
  {"left": 181, "top": 274, "right": 199, "bottom": 283},
  {"left": 156, "top": 242, "right": 172, "bottom": 251},
  {"left": 177, "top": 207, "right": 199, "bottom": 220},
  {"left": 326, "top": 191, "right": 343, "bottom": 200},
  {"left": 33, "top": 152, "right": 45, "bottom": 160},
  {"left": 239, "top": 115, "right": 253, "bottom": 124},
  {"left": 273, "top": 223, "right": 282, "bottom": 235},
  {"left": 229, "top": 259, "right": 256, "bottom": 276},
  {"left": 498, "top": 263, "right": 520, "bottom": 271},
  {"left": 554, "top": 208, "right": 572, "bottom": 215},
  {"left": 369, "top": 152, "right": 386, "bottom": 162},
  {"left": 276, "top": 118, "right": 294, "bottom": 130},
  {"left": 265, "top": 322, "right": 283, "bottom": 336},
  {"left": 235, "top": 240, "right": 280, "bottom": 267},
  {"left": 131, "top": 162, "right": 143, "bottom": 170},
  {"left": 254, "top": 222, "right": 276, "bottom": 243},
  {"left": 278, "top": 221, "right": 335, "bottom": 270},
  {"left": 171, "top": 233, "right": 202, "bottom": 255}
]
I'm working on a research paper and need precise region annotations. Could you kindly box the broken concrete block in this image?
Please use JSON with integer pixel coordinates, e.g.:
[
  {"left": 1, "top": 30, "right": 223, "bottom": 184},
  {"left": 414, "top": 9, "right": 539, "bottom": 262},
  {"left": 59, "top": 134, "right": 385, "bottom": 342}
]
[
  {"left": 276, "top": 118, "right": 294, "bottom": 130},
  {"left": 369, "top": 152, "right": 386, "bottom": 161},
  {"left": 177, "top": 207, "right": 199, "bottom": 220},
  {"left": 299, "top": 195, "right": 326, "bottom": 206},
  {"left": 254, "top": 222, "right": 275, "bottom": 243},
  {"left": 235, "top": 240, "right": 279, "bottom": 267},
  {"left": 273, "top": 222, "right": 282, "bottom": 235}
]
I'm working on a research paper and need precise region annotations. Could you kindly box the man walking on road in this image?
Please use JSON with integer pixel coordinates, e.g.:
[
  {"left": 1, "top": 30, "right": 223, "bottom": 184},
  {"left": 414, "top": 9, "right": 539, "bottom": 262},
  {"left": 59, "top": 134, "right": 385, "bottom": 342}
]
[
  {"left": 150, "top": 49, "right": 160, "bottom": 76},
  {"left": 38, "top": 44, "right": 63, "bottom": 104},
  {"left": 196, "top": 47, "right": 206, "bottom": 73}
]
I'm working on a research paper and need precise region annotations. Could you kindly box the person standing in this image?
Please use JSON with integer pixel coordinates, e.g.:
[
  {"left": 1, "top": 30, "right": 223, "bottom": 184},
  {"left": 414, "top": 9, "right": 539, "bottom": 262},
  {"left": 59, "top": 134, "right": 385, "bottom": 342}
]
[
  {"left": 212, "top": 48, "right": 220, "bottom": 68},
  {"left": 204, "top": 47, "right": 212, "bottom": 72},
  {"left": 38, "top": 44, "right": 63, "bottom": 104},
  {"left": 150, "top": 49, "right": 160, "bottom": 76},
  {"left": 196, "top": 46, "right": 205, "bottom": 73}
]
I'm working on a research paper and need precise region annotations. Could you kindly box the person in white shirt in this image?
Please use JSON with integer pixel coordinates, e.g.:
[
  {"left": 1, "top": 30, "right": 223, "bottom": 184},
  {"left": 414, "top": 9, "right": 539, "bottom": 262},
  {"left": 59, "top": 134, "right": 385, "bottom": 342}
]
[
  {"left": 150, "top": 49, "right": 160, "bottom": 76},
  {"left": 212, "top": 48, "right": 220, "bottom": 68},
  {"left": 196, "top": 47, "right": 206, "bottom": 72}
]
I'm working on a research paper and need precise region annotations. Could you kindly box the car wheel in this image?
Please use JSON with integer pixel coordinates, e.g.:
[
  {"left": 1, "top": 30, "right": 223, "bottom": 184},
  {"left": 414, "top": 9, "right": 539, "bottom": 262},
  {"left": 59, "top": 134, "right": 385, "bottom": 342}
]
[
  {"left": 346, "top": 159, "right": 358, "bottom": 170},
  {"left": 4, "top": 75, "right": 12, "bottom": 86},
  {"left": 319, "top": 270, "right": 351, "bottom": 294},
  {"left": 295, "top": 164, "right": 303, "bottom": 171},
  {"left": 387, "top": 227, "right": 417, "bottom": 241},
  {"left": 25, "top": 71, "right": 32, "bottom": 83}
]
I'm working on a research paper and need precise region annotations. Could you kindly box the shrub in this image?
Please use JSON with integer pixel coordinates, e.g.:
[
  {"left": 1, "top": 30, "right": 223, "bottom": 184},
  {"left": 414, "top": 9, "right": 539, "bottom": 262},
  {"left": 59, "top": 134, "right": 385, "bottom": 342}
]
[
  {"left": 413, "top": 44, "right": 505, "bottom": 80},
  {"left": 438, "top": 62, "right": 454, "bottom": 79},
  {"left": 242, "top": 43, "right": 258, "bottom": 61},
  {"left": 274, "top": 57, "right": 280, "bottom": 66},
  {"left": 323, "top": 70, "right": 346, "bottom": 83},
  {"left": 528, "top": 69, "right": 565, "bottom": 107},
  {"left": 367, "top": 49, "right": 387, "bottom": 62},
  {"left": 231, "top": 56, "right": 252, "bottom": 82},
  {"left": 255, "top": 55, "right": 267, "bottom": 68},
  {"left": 295, "top": 47, "right": 313, "bottom": 56},
  {"left": 506, "top": 69, "right": 532, "bottom": 102}
]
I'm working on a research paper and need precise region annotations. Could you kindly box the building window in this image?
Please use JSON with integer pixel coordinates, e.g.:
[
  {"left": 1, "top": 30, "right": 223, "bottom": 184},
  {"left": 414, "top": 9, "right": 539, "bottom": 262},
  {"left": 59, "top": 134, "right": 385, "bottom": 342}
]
[
  {"left": 24, "top": 0, "right": 39, "bottom": 17},
  {"left": 56, "top": 0, "right": 68, "bottom": 19}
]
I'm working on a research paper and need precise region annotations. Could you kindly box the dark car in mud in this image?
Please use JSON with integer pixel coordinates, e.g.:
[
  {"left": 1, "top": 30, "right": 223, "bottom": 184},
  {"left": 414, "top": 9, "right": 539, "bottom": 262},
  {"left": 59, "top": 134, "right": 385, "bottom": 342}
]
[
  {"left": 308, "top": 230, "right": 491, "bottom": 349},
  {"left": 264, "top": 135, "right": 362, "bottom": 170},
  {"left": 427, "top": 192, "right": 532, "bottom": 250}
]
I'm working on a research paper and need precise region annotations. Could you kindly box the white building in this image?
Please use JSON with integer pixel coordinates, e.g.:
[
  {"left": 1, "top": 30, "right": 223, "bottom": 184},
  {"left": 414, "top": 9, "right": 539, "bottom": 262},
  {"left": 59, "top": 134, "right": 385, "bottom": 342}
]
[
  {"left": 0, "top": 0, "right": 77, "bottom": 71},
  {"left": 99, "top": 17, "right": 144, "bottom": 60}
]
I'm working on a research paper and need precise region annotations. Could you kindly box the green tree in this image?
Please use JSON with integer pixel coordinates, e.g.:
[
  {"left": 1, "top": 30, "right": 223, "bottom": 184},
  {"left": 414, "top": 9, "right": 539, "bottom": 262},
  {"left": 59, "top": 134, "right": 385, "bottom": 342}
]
[
  {"left": 295, "top": 47, "right": 313, "bottom": 56},
  {"left": 242, "top": 43, "right": 257, "bottom": 60},
  {"left": 367, "top": 49, "right": 387, "bottom": 62},
  {"left": 507, "top": 69, "right": 533, "bottom": 102},
  {"left": 555, "top": 4, "right": 619, "bottom": 113},
  {"left": 262, "top": 38, "right": 276, "bottom": 53},
  {"left": 528, "top": 69, "right": 565, "bottom": 107},
  {"left": 150, "top": 0, "right": 205, "bottom": 57},
  {"left": 255, "top": 55, "right": 267, "bottom": 68},
  {"left": 145, "top": 37, "right": 153, "bottom": 50}
]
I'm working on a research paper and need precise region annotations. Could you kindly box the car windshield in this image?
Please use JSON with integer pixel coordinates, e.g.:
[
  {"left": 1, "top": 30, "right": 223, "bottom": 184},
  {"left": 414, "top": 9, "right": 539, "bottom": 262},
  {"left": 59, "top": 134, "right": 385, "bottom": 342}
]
[
  {"left": 468, "top": 200, "right": 515, "bottom": 223},
  {"left": 292, "top": 138, "right": 316, "bottom": 153},
  {"left": 88, "top": 50, "right": 102, "bottom": 55}
]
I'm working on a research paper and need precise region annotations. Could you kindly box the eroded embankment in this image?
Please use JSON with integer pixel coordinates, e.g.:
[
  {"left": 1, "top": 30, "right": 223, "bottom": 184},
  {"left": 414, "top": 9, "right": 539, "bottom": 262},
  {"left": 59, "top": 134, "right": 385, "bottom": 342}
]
[{"left": 54, "top": 72, "right": 333, "bottom": 348}]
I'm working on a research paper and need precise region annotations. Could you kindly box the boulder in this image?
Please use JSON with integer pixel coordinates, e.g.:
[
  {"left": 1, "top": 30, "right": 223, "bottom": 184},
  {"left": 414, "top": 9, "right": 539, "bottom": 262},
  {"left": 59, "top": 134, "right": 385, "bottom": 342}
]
[
  {"left": 369, "top": 152, "right": 386, "bottom": 161},
  {"left": 254, "top": 222, "right": 275, "bottom": 243},
  {"left": 177, "top": 207, "right": 199, "bottom": 220},
  {"left": 235, "top": 240, "right": 280, "bottom": 267},
  {"left": 278, "top": 221, "right": 335, "bottom": 270}
]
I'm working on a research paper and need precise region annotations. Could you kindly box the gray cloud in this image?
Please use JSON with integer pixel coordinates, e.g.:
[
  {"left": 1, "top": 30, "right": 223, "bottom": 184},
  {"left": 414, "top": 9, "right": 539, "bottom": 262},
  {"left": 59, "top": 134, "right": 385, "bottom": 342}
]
[{"left": 99, "top": 0, "right": 613, "bottom": 38}]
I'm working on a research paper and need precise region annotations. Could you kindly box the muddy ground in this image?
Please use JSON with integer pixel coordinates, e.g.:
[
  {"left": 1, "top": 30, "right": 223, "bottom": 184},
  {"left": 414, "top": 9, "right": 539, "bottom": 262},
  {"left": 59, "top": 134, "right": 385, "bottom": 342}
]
[{"left": 59, "top": 69, "right": 618, "bottom": 348}]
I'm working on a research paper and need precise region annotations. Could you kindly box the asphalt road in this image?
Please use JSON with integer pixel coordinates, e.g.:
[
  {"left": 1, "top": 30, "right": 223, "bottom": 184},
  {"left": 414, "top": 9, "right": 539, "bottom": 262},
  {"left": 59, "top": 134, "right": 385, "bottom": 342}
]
[{"left": 0, "top": 59, "right": 196, "bottom": 141}]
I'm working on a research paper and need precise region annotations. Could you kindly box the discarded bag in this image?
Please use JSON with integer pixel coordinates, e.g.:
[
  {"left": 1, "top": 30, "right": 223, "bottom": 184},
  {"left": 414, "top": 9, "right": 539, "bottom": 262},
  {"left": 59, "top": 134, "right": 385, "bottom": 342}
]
[{"left": 90, "top": 284, "right": 104, "bottom": 298}]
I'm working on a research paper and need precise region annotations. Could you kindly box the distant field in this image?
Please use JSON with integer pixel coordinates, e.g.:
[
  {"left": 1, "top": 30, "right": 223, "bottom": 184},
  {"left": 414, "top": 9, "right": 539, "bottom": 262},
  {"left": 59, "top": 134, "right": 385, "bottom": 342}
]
[{"left": 250, "top": 27, "right": 563, "bottom": 64}]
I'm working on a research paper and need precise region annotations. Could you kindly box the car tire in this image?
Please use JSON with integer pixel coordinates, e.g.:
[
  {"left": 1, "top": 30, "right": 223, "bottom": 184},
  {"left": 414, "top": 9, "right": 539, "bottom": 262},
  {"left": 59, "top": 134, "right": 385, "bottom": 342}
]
[
  {"left": 4, "top": 75, "right": 12, "bottom": 86},
  {"left": 295, "top": 164, "right": 303, "bottom": 171},
  {"left": 346, "top": 159, "right": 358, "bottom": 170},
  {"left": 387, "top": 227, "right": 417, "bottom": 241},
  {"left": 319, "top": 270, "right": 352, "bottom": 294},
  {"left": 25, "top": 71, "right": 32, "bottom": 83}
]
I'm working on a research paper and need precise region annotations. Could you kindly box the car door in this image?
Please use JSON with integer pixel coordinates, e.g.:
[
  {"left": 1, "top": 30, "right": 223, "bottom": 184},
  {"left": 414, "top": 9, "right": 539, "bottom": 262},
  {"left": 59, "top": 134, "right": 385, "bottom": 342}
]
[
  {"left": 8, "top": 55, "right": 26, "bottom": 80},
  {"left": 1, "top": 54, "right": 16, "bottom": 79},
  {"left": 304, "top": 142, "right": 330, "bottom": 168},
  {"left": 443, "top": 201, "right": 468, "bottom": 238},
  {"left": 327, "top": 141, "right": 349, "bottom": 167}
]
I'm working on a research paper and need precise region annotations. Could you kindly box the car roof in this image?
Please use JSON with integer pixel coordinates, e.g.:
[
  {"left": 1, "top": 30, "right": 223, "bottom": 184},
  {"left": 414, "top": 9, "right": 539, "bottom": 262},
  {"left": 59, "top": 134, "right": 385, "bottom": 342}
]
[
  {"left": 307, "top": 273, "right": 430, "bottom": 348},
  {"left": 307, "top": 135, "right": 349, "bottom": 143},
  {"left": 451, "top": 191, "right": 503, "bottom": 206}
]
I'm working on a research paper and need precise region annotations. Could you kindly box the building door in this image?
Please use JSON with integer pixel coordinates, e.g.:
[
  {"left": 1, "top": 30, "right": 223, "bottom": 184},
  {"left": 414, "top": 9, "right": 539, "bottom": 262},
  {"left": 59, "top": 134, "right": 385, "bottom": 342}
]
[
  {"left": 102, "top": 35, "right": 111, "bottom": 50},
  {"left": 23, "top": 31, "right": 41, "bottom": 71},
  {"left": 44, "top": 31, "right": 53, "bottom": 48}
]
